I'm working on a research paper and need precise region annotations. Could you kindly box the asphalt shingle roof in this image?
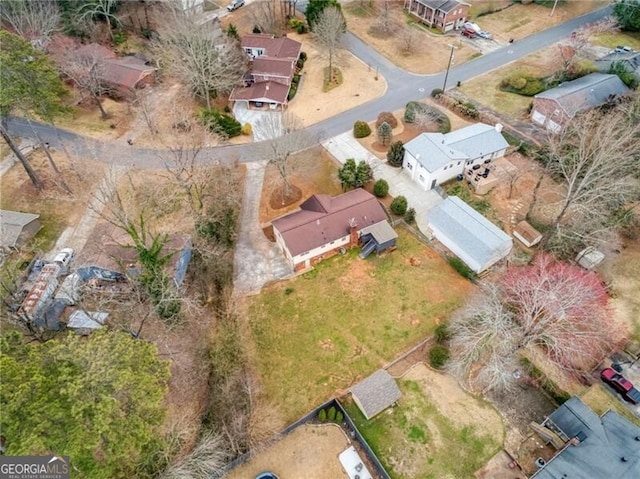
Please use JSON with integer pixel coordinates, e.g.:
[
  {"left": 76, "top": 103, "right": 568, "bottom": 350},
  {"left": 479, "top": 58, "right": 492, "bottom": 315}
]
[{"left": 350, "top": 369, "right": 402, "bottom": 419}]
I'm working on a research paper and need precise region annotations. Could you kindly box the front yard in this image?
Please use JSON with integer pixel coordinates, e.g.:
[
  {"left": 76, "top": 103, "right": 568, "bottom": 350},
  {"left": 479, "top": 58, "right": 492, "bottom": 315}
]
[
  {"left": 343, "top": 363, "right": 504, "bottom": 479},
  {"left": 248, "top": 228, "right": 474, "bottom": 421}
]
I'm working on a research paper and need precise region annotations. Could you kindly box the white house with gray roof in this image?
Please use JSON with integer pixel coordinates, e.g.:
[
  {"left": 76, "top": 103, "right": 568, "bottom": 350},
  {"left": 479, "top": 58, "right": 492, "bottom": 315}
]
[
  {"left": 402, "top": 123, "right": 509, "bottom": 190},
  {"left": 427, "top": 197, "right": 512, "bottom": 273}
]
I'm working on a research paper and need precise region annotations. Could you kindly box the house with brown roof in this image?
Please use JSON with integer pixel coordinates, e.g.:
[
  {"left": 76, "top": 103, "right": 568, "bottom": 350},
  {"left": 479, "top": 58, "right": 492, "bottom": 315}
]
[
  {"left": 531, "top": 73, "right": 629, "bottom": 133},
  {"left": 74, "top": 44, "right": 157, "bottom": 96},
  {"left": 230, "top": 34, "right": 302, "bottom": 111},
  {"left": 404, "top": 0, "right": 470, "bottom": 33},
  {"left": 271, "top": 189, "right": 396, "bottom": 271}
]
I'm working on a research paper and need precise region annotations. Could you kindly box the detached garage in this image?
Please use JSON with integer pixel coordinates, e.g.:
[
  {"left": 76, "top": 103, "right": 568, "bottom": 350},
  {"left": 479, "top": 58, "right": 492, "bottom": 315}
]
[{"left": 427, "top": 197, "right": 512, "bottom": 274}]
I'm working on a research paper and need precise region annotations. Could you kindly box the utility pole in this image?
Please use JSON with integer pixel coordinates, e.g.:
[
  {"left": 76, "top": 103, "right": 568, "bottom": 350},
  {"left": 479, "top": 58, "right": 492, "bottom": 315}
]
[
  {"left": 550, "top": 0, "right": 559, "bottom": 17},
  {"left": 442, "top": 44, "right": 457, "bottom": 91}
]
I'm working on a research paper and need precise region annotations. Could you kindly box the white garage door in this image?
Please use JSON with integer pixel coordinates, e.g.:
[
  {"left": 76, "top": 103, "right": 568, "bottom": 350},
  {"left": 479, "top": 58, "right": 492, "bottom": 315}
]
[{"left": 531, "top": 110, "right": 546, "bottom": 126}]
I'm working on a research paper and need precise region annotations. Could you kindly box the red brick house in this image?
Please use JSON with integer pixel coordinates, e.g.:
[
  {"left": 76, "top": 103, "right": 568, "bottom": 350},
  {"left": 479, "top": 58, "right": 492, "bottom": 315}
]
[
  {"left": 531, "top": 73, "right": 629, "bottom": 133},
  {"left": 404, "top": 0, "right": 470, "bottom": 33},
  {"left": 230, "top": 34, "right": 302, "bottom": 110},
  {"left": 271, "top": 189, "right": 396, "bottom": 271}
]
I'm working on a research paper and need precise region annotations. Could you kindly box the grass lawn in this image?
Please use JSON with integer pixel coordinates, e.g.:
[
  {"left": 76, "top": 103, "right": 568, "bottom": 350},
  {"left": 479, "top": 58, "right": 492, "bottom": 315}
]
[
  {"left": 593, "top": 31, "right": 640, "bottom": 51},
  {"left": 580, "top": 384, "right": 640, "bottom": 427},
  {"left": 342, "top": 371, "right": 503, "bottom": 479},
  {"left": 248, "top": 228, "right": 473, "bottom": 421}
]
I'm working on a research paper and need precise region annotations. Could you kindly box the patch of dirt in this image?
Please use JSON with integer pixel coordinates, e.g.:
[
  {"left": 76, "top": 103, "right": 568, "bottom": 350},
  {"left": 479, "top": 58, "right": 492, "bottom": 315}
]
[
  {"left": 402, "top": 363, "right": 504, "bottom": 444},
  {"left": 337, "top": 256, "right": 376, "bottom": 296},
  {"left": 223, "top": 424, "right": 350, "bottom": 479},
  {"left": 269, "top": 184, "right": 302, "bottom": 210}
]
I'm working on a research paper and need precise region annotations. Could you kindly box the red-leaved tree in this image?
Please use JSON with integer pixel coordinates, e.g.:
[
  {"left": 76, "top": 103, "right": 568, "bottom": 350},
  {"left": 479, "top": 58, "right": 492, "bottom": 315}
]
[{"left": 448, "top": 254, "right": 627, "bottom": 392}]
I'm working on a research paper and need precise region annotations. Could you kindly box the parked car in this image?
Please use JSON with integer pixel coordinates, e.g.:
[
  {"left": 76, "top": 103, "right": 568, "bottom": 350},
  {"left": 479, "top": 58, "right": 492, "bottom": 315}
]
[
  {"left": 477, "top": 31, "right": 492, "bottom": 39},
  {"left": 615, "top": 45, "right": 633, "bottom": 53},
  {"left": 227, "top": 0, "right": 245, "bottom": 11},
  {"left": 461, "top": 28, "right": 477, "bottom": 39},
  {"left": 53, "top": 248, "right": 75, "bottom": 270},
  {"left": 255, "top": 473, "right": 279, "bottom": 479},
  {"left": 600, "top": 368, "right": 640, "bottom": 405}
]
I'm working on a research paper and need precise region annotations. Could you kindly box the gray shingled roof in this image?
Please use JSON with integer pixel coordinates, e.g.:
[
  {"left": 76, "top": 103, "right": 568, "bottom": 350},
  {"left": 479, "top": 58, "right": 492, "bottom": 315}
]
[
  {"left": 533, "top": 397, "right": 640, "bottom": 479},
  {"left": 534, "top": 73, "right": 629, "bottom": 118},
  {"left": 404, "top": 123, "right": 508, "bottom": 173},
  {"left": 350, "top": 369, "right": 402, "bottom": 420},
  {"left": 360, "top": 221, "right": 398, "bottom": 244},
  {"left": 414, "top": 0, "right": 470, "bottom": 13}
]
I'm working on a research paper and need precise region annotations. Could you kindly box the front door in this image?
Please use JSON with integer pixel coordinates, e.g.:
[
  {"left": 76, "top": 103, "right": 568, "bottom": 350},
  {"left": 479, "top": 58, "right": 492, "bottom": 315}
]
[{"left": 430, "top": 179, "right": 437, "bottom": 189}]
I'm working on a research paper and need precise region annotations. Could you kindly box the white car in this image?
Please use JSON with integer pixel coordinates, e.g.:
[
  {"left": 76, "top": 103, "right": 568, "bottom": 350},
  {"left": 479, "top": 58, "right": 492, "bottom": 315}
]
[
  {"left": 227, "top": 0, "right": 245, "bottom": 11},
  {"left": 477, "top": 31, "right": 492, "bottom": 39},
  {"left": 53, "top": 248, "right": 75, "bottom": 271}
]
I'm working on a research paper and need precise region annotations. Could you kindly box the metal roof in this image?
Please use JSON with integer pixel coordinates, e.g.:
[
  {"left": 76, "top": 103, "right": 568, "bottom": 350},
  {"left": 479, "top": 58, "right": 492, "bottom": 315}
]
[
  {"left": 350, "top": 369, "right": 402, "bottom": 420},
  {"left": 427, "top": 197, "right": 512, "bottom": 272},
  {"left": 534, "top": 73, "right": 629, "bottom": 118},
  {"left": 532, "top": 397, "right": 640, "bottom": 479},
  {"left": 404, "top": 123, "right": 508, "bottom": 173}
]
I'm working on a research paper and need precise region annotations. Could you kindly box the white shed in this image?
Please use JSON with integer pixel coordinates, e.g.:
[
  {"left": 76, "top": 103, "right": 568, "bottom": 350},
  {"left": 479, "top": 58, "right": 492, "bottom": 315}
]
[{"left": 427, "top": 197, "right": 512, "bottom": 273}]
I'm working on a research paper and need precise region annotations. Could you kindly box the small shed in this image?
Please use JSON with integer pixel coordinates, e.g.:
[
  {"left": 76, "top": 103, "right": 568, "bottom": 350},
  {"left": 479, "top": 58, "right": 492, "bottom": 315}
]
[
  {"left": 576, "top": 247, "right": 605, "bottom": 270},
  {"left": 513, "top": 220, "right": 543, "bottom": 248},
  {"left": 359, "top": 221, "right": 397, "bottom": 259},
  {"left": 350, "top": 369, "right": 402, "bottom": 420},
  {"left": 427, "top": 197, "right": 513, "bottom": 273},
  {"left": 0, "top": 210, "right": 42, "bottom": 249}
]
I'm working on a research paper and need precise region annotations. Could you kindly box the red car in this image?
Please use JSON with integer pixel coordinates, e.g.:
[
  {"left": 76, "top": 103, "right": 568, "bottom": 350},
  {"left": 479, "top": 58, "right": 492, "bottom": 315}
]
[{"left": 601, "top": 368, "right": 640, "bottom": 405}]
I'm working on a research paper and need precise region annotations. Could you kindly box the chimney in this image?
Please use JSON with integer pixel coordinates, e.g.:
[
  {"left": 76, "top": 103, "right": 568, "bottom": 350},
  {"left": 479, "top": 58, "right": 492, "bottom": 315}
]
[
  {"left": 348, "top": 219, "right": 358, "bottom": 248},
  {"left": 495, "top": 123, "right": 503, "bottom": 133}
]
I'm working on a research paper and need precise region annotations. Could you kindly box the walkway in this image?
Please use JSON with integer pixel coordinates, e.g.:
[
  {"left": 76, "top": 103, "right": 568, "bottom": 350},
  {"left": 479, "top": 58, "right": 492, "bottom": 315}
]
[
  {"left": 322, "top": 133, "right": 443, "bottom": 234},
  {"left": 233, "top": 161, "right": 293, "bottom": 295}
]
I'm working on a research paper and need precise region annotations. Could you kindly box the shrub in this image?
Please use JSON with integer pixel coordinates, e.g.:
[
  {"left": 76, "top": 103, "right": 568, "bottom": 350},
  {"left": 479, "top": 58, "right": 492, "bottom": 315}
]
[
  {"left": 377, "top": 121, "right": 393, "bottom": 146},
  {"left": 456, "top": 100, "right": 479, "bottom": 119},
  {"left": 287, "top": 84, "right": 298, "bottom": 101},
  {"left": 429, "top": 344, "right": 450, "bottom": 368},
  {"left": 335, "top": 410, "right": 344, "bottom": 423},
  {"left": 431, "top": 88, "right": 443, "bottom": 98},
  {"left": 241, "top": 123, "right": 252, "bottom": 136},
  {"left": 387, "top": 141, "right": 405, "bottom": 167},
  {"left": 447, "top": 257, "right": 477, "bottom": 281},
  {"left": 404, "top": 101, "right": 451, "bottom": 133},
  {"left": 390, "top": 196, "right": 408, "bottom": 215},
  {"left": 284, "top": 287, "right": 294, "bottom": 295},
  {"left": 353, "top": 120, "right": 371, "bottom": 138},
  {"left": 289, "top": 18, "right": 308, "bottom": 34},
  {"left": 434, "top": 324, "right": 450, "bottom": 343},
  {"left": 299, "top": 51, "right": 307, "bottom": 62},
  {"left": 499, "top": 75, "right": 546, "bottom": 96},
  {"left": 252, "top": 25, "right": 261, "bottom": 34},
  {"left": 404, "top": 207, "right": 415, "bottom": 224},
  {"left": 318, "top": 409, "right": 327, "bottom": 422},
  {"left": 376, "top": 111, "right": 398, "bottom": 129},
  {"left": 327, "top": 406, "right": 337, "bottom": 421},
  {"left": 373, "top": 179, "right": 389, "bottom": 197},
  {"left": 199, "top": 108, "right": 242, "bottom": 137}
]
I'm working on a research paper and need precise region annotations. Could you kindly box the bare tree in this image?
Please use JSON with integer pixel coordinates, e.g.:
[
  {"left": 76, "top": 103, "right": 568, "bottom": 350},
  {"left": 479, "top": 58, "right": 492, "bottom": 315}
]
[
  {"left": 448, "top": 254, "right": 626, "bottom": 392},
  {"left": 160, "top": 430, "right": 230, "bottom": 479},
  {"left": 0, "top": 0, "right": 60, "bottom": 44},
  {"left": 156, "top": 5, "right": 247, "bottom": 109},
  {"left": 537, "top": 102, "right": 640, "bottom": 253},
  {"left": 254, "top": 112, "right": 316, "bottom": 201},
  {"left": 398, "top": 26, "right": 419, "bottom": 56},
  {"left": 249, "top": 0, "right": 286, "bottom": 35},
  {"left": 375, "top": 0, "right": 392, "bottom": 34},
  {"left": 312, "top": 6, "right": 346, "bottom": 84},
  {"left": 57, "top": 48, "right": 112, "bottom": 119}
]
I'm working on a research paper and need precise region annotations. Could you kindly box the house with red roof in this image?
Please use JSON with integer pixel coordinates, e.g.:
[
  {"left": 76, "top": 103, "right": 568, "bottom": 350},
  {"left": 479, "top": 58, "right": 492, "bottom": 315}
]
[
  {"left": 272, "top": 189, "right": 397, "bottom": 271},
  {"left": 230, "top": 34, "right": 302, "bottom": 111}
]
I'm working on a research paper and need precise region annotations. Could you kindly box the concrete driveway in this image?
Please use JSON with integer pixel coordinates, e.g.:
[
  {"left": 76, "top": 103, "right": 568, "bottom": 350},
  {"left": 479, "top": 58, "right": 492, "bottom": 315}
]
[
  {"left": 322, "top": 132, "right": 443, "bottom": 234},
  {"left": 233, "top": 161, "right": 293, "bottom": 295}
]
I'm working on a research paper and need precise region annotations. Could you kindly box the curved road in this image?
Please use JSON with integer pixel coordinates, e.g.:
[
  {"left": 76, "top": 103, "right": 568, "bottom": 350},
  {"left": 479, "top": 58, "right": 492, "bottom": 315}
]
[{"left": 7, "top": 6, "right": 611, "bottom": 168}]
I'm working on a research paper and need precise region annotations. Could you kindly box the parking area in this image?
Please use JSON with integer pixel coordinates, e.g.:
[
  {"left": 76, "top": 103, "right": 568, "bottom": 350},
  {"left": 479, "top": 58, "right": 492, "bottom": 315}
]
[{"left": 601, "top": 350, "right": 640, "bottom": 417}]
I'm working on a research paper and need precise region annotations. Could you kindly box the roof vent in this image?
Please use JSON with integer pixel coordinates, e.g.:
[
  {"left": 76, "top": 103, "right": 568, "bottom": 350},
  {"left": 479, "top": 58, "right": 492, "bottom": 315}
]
[
  {"left": 316, "top": 219, "right": 320, "bottom": 226},
  {"left": 635, "top": 436, "right": 640, "bottom": 441},
  {"left": 535, "top": 458, "right": 546, "bottom": 469},
  {"left": 621, "top": 457, "right": 628, "bottom": 462},
  {"left": 495, "top": 123, "right": 503, "bottom": 133}
]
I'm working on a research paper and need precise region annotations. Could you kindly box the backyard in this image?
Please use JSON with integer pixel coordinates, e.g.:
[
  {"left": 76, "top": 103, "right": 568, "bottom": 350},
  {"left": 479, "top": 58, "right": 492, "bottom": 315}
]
[
  {"left": 343, "top": 363, "right": 504, "bottom": 479},
  {"left": 248, "top": 228, "right": 474, "bottom": 421}
]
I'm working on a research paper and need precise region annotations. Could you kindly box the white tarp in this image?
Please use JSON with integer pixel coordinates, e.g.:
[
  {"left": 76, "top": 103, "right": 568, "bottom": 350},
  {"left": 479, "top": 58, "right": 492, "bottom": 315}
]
[{"left": 67, "top": 310, "right": 108, "bottom": 330}]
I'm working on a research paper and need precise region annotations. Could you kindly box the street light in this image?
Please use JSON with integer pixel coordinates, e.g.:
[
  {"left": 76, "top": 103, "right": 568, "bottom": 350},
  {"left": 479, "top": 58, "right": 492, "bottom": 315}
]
[{"left": 442, "top": 44, "right": 457, "bottom": 92}]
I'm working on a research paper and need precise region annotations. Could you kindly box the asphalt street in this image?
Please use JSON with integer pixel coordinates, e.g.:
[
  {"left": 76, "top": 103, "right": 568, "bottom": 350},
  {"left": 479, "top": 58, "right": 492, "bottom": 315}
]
[{"left": 7, "top": 6, "right": 612, "bottom": 168}]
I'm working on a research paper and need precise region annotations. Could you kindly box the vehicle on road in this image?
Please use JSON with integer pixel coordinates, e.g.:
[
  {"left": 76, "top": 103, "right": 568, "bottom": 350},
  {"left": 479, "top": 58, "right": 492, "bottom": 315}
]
[
  {"left": 600, "top": 367, "right": 640, "bottom": 405},
  {"left": 615, "top": 45, "right": 633, "bottom": 53},
  {"left": 227, "top": 0, "right": 245, "bottom": 11}
]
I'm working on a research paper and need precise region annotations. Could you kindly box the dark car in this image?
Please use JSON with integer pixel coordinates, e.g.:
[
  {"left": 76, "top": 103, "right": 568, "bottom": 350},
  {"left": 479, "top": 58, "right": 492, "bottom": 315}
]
[
  {"left": 255, "top": 473, "right": 279, "bottom": 479},
  {"left": 601, "top": 368, "right": 640, "bottom": 405}
]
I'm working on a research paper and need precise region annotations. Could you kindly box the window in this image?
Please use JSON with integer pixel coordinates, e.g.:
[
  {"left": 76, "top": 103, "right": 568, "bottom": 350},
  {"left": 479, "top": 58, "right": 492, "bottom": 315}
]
[
  {"left": 457, "top": 161, "right": 461, "bottom": 165},
  {"left": 407, "top": 162, "right": 413, "bottom": 171}
]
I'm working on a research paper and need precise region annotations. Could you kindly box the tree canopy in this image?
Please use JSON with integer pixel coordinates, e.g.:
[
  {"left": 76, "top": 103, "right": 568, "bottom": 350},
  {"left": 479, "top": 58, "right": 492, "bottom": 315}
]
[
  {"left": 613, "top": 0, "right": 640, "bottom": 31},
  {"left": 304, "top": 0, "right": 341, "bottom": 30},
  {"left": 0, "top": 31, "right": 67, "bottom": 123},
  {"left": 0, "top": 330, "right": 170, "bottom": 478}
]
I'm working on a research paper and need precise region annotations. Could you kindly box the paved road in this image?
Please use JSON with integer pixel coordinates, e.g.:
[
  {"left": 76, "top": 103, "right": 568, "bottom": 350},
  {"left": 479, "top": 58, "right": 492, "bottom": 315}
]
[{"left": 7, "top": 6, "right": 611, "bottom": 168}]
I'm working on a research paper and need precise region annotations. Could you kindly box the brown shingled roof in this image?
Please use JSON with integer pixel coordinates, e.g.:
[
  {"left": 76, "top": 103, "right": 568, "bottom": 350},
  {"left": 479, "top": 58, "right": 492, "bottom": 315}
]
[
  {"left": 252, "top": 56, "right": 294, "bottom": 78},
  {"left": 241, "top": 34, "right": 301, "bottom": 60},
  {"left": 272, "top": 189, "right": 388, "bottom": 257},
  {"left": 229, "top": 81, "right": 289, "bottom": 104}
]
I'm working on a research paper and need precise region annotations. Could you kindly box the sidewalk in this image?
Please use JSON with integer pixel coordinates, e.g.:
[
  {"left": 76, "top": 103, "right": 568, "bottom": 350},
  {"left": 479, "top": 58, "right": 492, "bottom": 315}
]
[{"left": 321, "top": 132, "right": 443, "bottom": 234}]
